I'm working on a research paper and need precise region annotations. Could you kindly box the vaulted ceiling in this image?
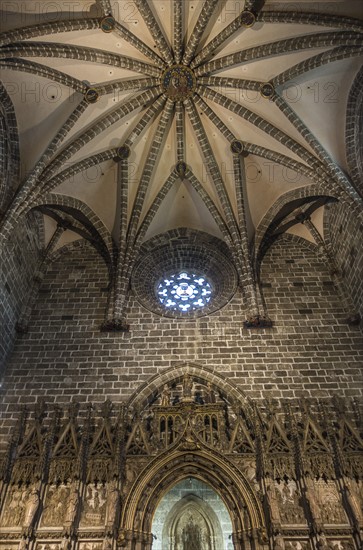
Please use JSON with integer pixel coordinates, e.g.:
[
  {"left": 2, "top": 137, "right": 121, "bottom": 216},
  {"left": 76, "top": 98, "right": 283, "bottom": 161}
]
[{"left": 0, "top": 0, "right": 362, "bottom": 325}]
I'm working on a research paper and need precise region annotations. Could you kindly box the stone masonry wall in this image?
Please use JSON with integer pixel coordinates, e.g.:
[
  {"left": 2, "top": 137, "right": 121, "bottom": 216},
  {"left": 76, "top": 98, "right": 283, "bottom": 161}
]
[
  {"left": 0, "top": 235, "right": 362, "bottom": 452},
  {"left": 0, "top": 212, "right": 42, "bottom": 370},
  {"left": 326, "top": 202, "right": 363, "bottom": 317}
]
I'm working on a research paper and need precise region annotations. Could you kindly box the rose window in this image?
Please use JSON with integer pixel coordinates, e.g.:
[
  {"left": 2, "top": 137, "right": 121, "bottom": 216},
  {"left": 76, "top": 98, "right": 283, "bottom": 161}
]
[{"left": 157, "top": 272, "right": 212, "bottom": 313}]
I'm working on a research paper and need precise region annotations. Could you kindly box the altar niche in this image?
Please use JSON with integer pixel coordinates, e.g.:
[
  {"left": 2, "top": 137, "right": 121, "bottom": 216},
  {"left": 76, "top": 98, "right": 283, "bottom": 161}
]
[{"left": 152, "top": 478, "right": 232, "bottom": 550}]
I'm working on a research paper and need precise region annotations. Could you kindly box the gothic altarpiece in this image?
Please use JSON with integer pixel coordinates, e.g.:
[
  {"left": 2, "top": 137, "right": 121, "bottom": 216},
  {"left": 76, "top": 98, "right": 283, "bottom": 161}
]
[{"left": 0, "top": 368, "right": 362, "bottom": 550}]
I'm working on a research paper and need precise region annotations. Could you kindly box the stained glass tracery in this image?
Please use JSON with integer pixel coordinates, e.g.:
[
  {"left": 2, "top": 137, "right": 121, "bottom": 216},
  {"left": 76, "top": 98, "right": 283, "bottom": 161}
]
[{"left": 157, "top": 272, "right": 212, "bottom": 313}]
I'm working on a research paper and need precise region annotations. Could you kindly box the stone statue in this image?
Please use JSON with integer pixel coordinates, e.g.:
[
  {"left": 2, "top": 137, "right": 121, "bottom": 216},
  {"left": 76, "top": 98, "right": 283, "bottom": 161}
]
[
  {"left": 106, "top": 485, "right": 120, "bottom": 530},
  {"left": 205, "top": 382, "right": 216, "bottom": 403},
  {"left": 64, "top": 484, "right": 79, "bottom": 535},
  {"left": 305, "top": 479, "right": 323, "bottom": 532},
  {"left": 344, "top": 479, "right": 363, "bottom": 528},
  {"left": 22, "top": 489, "right": 40, "bottom": 536},
  {"left": 160, "top": 384, "right": 170, "bottom": 406},
  {"left": 182, "top": 374, "right": 193, "bottom": 401},
  {"left": 266, "top": 481, "right": 281, "bottom": 528},
  {"left": 18, "top": 537, "right": 28, "bottom": 550}
]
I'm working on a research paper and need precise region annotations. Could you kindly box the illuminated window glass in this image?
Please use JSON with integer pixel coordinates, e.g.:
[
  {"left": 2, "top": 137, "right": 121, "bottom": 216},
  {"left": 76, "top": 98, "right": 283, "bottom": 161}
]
[{"left": 157, "top": 271, "right": 212, "bottom": 313}]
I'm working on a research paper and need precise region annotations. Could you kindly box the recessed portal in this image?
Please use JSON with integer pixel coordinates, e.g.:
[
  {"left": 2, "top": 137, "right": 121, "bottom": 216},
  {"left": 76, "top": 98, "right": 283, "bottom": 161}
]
[{"left": 151, "top": 478, "right": 233, "bottom": 550}]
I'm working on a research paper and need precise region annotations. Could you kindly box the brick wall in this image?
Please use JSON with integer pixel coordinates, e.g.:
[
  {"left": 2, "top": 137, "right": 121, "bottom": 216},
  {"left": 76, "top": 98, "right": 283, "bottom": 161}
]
[
  {"left": 0, "top": 213, "right": 42, "bottom": 370},
  {"left": 0, "top": 234, "right": 362, "bottom": 451},
  {"left": 326, "top": 202, "right": 363, "bottom": 317}
]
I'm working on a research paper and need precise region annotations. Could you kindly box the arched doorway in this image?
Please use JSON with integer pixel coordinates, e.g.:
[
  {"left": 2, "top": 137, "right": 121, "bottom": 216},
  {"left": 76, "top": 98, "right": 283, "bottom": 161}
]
[
  {"left": 152, "top": 478, "right": 232, "bottom": 550},
  {"left": 118, "top": 365, "right": 267, "bottom": 550}
]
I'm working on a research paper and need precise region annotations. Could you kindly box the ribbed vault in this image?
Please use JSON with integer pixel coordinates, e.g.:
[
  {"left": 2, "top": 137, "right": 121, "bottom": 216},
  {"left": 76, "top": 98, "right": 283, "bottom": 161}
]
[{"left": 0, "top": 0, "right": 362, "bottom": 329}]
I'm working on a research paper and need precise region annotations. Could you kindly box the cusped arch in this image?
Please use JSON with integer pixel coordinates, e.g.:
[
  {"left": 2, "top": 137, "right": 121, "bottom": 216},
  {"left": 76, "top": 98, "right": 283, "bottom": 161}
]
[
  {"left": 120, "top": 448, "right": 265, "bottom": 545},
  {"left": 161, "top": 493, "right": 225, "bottom": 550},
  {"left": 127, "top": 362, "right": 250, "bottom": 410}
]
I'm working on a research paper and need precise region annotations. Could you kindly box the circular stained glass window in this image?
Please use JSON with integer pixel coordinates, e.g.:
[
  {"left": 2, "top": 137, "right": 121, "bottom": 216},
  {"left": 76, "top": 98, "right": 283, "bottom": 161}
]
[{"left": 157, "top": 271, "right": 213, "bottom": 313}]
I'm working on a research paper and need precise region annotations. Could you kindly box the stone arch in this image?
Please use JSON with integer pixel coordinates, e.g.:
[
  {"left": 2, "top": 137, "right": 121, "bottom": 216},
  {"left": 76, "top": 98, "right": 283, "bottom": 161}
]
[
  {"left": 345, "top": 65, "right": 363, "bottom": 197},
  {"left": 127, "top": 362, "right": 250, "bottom": 410},
  {"left": 120, "top": 448, "right": 266, "bottom": 550},
  {"left": 160, "top": 492, "right": 225, "bottom": 550}
]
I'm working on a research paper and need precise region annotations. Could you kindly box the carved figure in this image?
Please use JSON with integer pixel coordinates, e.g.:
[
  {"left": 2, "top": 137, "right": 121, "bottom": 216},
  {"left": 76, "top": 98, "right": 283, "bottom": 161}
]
[
  {"left": 2, "top": 487, "right": 25, "bottom": 526},
  {"left": 344, "top": 480, "right": 363, "bottom": 527},
  {"left": 18, "top": 538, "right": 28, "bottom": 550},
  {"left": 205, "top": 382, "right": 216, "bottom": 404},
  {"left": 274, "top": 534, "right": 285, "bottom": 550},
  {"left": 305, "top": 480, "right": 323, "bottom": 531},
  {"left": 103, "top": 537, "right": 113, "bottom": 550},
  {"left": 160, "top": 384, "right": 170, "bottom": 406},
  {"left": 266, "top": 481, "right": 281, "bottom": 528},
  {"left": 106, "top": 485, "right": 120, "bottom": 528},
  {"left": 22, "top": 489, "right": 40, "bottom": 535},
  {"left": 182, "top": 374, "right": 193, "bottom": 400},
  {"left": 317, "top": 533, "right": 329, "bottom": 550},
  {"left": 64, "top": 484, "right": 79, "bottom": 534}
]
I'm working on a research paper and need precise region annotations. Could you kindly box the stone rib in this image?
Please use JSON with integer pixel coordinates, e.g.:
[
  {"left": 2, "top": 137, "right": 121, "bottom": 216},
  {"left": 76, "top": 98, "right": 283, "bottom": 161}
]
[
  {"left": 124, "top": 96, "right": 166, "bottom": 147},
  {"left": 127, "top": 99, "right": 175, "bottom": 244},
  {"left": 134, "top": 0, "right": 173, "bottom": 66},
  {"left": 95, "top": 77, "right": 159, "bottom": 95},
  {"left": 198, "top": 77, "right": 262, "bottom": 92},
  {"left": 186, "top": 168, "right": 251, "bottom": 306},
  {"left": 191, "top": 11, "right": 245, "bottom": 69},
  {"left": 258, "top": 11, "right": 363, "bottom": 33},
  {"left": 185, "top": 98, "right": 240, "bottom": 245},
  {"left": 273, "top": 46, "right": 363, "bottom": 87},
  {"left": 40, "top": 88, "right": 163, "bottom": 186},
  {"left": 182, "top": 0, "right": 220, "bottom": 66},
  {"left": 0, "top": 82, "right": 20, "bottom": 211},
  {"left": 194, "top": 92, "right": 325, "bottom": 184},
  {"left": 0, "top": 18, "right": 100, "bottom": 46},
  {"left": 106, "top": 99, "right": 175, "bottom": 316},
  {"left": 114, "top": 157, "right": 130, "bottom": 316},
  {"left": 96, "top": 0, "right": 114, "bottom": 16},
  {"left": 0, "top": 42, "right": 162, "bottom": 78},
  {"left": 7, "top": 97, "right": 89, "bottom": 220},
  {"left": 175, "top": 102, "right": 185, "bottom": 162},
  {"left": 136, "top": 171, "right": 180, "bottom": 245},
  {"left": 173, "top": 0, "right": 183, "bottom": 64},
  {"left": 114, "top": 21, "right": 166, "bottom": 68},
  {"left": 273, "top": 94, "right": 363, "bottom": 209},
  {"left": 197, "top": 86, "right": 329, "bottom": 180},
  {"left": 0, "top": 59, "right": 87, "bottom": 93},
  {"left": 186, "top": 170, "right": 232, "bottom": 246},
  {"left": 191, "top": 10, "right": 363, "bottom": 70},
  {"left": 196, "top": 32, "right": 363, "bottom": 76}
]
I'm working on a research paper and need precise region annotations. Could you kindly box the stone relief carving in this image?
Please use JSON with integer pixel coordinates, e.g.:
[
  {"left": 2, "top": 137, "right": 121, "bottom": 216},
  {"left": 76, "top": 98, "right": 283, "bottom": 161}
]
[
  {"left": 78, "top": 543, "right": 103, "bottom": 550},
  {"left": 284, "top": 541, "right": 311, "bottom": 550},
  {"left": 41, "top": 484, "right": 70, "bottom": 527},
  {"left": 0, "top": 487, "right": 29, "bottom": 527},
  {"left": 22, "top": 489, "right": 41, "bottom": 536},
  {"left": 80, "top": 483, "right": 107, "bottom": 527},
  {"left": 0, "top": 388, "right": 361, "bottom": 550},
  {"left": 36, "top": 544, "right": 63, "bottom": 550},
  {"left": 315, "top": 481, "right": 347, "bottom": 525},
  {"left": 275, "top": 481, "right": 306, "bottom": 525}
]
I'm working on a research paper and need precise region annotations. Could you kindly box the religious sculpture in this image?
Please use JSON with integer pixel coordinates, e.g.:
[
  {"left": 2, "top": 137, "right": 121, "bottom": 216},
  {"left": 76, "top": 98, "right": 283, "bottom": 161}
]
[
  {"left": 205, "top": 382, "right": 216, "bottom": 404},
  {"left": 274, "top": 533, "right": 286, "bottom": 550},
  {"left": 160, "top": 384, "right": 170, "bottom": 406},
  {"left": 63, "top": 484, "right": 79, "bottom": 535},
  {"left": 106, "top": 485, "right": 120, "bottom": 533},
  {"left": 22, "top": 489, "right": 40, "bottom": 536},
  {"left": 181, "top": 374, "right": 193, "bottom": 401}
]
